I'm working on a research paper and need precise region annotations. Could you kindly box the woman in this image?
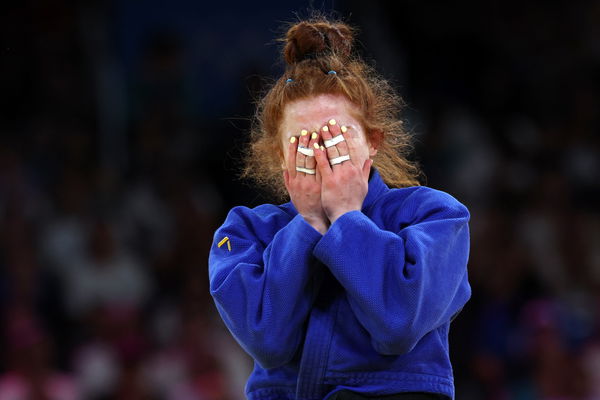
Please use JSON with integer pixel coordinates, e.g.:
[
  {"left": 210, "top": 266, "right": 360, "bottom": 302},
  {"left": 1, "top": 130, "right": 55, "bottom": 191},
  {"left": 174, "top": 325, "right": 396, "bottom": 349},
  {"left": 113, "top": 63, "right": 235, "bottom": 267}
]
[{"left": 208, "top": 17, "right": 470, "bottom": 400}]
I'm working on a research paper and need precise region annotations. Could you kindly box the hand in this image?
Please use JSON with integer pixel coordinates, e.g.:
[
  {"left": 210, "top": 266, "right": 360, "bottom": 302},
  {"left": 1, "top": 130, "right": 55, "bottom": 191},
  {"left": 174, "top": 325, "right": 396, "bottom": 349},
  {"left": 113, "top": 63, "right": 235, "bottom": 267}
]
[
  {"left": 283, "top": 130, "right": 330, "bottom": 234},
  {"left": 314, "top": 120, "right": 373, "bottom": 224}
]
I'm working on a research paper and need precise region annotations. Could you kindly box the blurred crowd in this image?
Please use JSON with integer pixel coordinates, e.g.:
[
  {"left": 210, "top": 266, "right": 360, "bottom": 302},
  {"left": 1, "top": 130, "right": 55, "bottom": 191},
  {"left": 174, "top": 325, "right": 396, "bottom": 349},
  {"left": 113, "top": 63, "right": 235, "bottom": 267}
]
[{"left": 0, "top": 1, "right": 599, "bottom": 400}]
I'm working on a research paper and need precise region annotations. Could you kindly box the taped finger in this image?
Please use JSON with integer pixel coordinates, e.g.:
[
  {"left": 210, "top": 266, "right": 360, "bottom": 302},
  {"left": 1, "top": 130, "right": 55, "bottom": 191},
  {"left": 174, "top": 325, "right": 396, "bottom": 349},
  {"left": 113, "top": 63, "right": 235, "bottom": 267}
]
[
  {"left": 329, "top": 154, "right": 351, "bottom": 166},
  {"left": 296, "top": 166, "right": 316, "bottom": 175}
]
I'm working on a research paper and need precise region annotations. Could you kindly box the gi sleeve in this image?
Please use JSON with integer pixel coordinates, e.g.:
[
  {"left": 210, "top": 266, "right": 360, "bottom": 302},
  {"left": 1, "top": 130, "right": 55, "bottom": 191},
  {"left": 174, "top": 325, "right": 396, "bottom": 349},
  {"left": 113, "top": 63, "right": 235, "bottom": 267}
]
[
  {"left": 312, "top": 188, "right": 471, "bottom": 355},
  {"left": 208, "top": 206, "right": 322, "bottom": 369}
]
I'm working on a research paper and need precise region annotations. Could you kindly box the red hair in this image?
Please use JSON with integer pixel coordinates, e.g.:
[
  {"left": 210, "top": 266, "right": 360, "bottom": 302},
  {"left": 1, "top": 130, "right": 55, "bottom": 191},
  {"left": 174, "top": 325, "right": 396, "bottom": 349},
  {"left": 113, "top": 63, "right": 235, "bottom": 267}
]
[{"left": 242, "top": 16, "right": 421, "bottom": 199}]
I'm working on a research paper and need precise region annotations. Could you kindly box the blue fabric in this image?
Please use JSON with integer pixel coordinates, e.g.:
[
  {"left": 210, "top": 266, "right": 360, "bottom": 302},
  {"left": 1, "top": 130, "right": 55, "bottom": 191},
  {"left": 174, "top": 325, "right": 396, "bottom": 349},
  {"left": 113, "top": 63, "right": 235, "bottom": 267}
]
[{"left": 208, "top": 169, "right": 471, "bottom": 400}]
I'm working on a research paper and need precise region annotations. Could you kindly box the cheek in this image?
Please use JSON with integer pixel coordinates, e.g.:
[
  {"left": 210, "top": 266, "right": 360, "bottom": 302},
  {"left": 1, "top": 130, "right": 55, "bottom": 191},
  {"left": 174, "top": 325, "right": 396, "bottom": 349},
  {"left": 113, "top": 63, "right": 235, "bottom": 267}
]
[
  {"left": 356, "top": 147, "right": 371, "bottom": 162},
  {"left": 353, "top": 130, "right": 371, "bottom": 154},
  {"left": 279, "top": 142, "right": 289, "bottom": 165}
]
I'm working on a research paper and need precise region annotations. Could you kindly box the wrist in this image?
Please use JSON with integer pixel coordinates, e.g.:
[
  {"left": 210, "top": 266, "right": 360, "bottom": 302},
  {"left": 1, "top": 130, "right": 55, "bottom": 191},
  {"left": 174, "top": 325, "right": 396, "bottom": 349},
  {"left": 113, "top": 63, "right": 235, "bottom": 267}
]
[
  {"left": 303, "top": 215, "right": 329, "bottom": 235},
  {"left": 328, "top": 208, "right": 360, "bottom": 225}
]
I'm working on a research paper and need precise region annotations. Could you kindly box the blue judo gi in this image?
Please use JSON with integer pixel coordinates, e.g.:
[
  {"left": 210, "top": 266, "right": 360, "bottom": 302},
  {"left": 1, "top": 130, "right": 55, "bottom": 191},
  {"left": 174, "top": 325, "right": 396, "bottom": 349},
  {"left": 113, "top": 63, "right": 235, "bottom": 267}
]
[{"left": 209, "top": 169, "right": 471, "bottom": 400}]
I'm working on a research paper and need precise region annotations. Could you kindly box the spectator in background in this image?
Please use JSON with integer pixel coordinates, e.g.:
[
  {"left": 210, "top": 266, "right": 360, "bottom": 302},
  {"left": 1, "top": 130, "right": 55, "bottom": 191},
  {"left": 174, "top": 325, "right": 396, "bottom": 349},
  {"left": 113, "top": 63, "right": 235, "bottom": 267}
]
[
  {"left": 62, "top": 220, "right": 152, "bottom": 319},
  {"left": 0, "top": 310, "right": 80, "bottom": 400}
]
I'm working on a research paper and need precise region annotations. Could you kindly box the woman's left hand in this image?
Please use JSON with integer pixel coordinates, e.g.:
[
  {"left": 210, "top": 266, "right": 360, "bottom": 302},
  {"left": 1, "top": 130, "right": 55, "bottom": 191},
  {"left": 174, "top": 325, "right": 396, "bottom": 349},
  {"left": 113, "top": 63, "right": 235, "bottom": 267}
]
[{"left": 314, "top": 120, "right": 373, "bottom": 224}]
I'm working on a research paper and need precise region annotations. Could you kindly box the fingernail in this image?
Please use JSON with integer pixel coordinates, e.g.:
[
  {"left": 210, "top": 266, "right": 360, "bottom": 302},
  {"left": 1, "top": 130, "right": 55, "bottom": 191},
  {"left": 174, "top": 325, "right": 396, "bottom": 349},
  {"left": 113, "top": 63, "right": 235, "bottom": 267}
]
[
  {"left": 290, "top": 137, "right": 296, "bottom": 143},
  {"left": 320, "top": 146, "right": 325, "bottom": 151},
  {"left": 341, "top": 125, "right": 348, "bottom": 133},
  {"left": 329, "top": 119, "right": 336, "bottom": 125},
  {"left": 313, "top": 143, "right": 319, "bottom": 149},
  {"left": 311, "top": 132, "right": 318, "bottom": 140},
  {"left": 322, "top": 125, "right": 329, "bottom": 132},
  {"left": 301, "top": 129, "right": 308, "bottom": 136}
]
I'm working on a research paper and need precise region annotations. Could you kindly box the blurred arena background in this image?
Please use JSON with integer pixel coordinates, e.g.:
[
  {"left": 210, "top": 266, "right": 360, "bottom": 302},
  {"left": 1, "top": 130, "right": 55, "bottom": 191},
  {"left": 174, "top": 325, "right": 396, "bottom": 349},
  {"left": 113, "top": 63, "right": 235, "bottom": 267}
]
[{"left": 1, "top": 1, "right": 599, "bottom": 399}]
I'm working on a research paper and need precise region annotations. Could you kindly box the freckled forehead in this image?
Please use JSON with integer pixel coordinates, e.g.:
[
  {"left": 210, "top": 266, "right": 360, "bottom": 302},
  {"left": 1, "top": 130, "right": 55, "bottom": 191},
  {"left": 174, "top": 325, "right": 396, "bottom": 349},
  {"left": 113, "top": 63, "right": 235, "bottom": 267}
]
[{"left": 282, "top": 94, "right": 360, "bottom": 129}]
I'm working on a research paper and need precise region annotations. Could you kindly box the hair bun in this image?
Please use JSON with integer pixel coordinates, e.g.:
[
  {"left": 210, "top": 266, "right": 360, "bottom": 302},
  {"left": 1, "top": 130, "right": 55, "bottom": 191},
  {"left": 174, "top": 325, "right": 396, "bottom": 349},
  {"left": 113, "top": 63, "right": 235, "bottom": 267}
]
[{"left": 283, "top": 20, "right": 354, "bottom": 65}]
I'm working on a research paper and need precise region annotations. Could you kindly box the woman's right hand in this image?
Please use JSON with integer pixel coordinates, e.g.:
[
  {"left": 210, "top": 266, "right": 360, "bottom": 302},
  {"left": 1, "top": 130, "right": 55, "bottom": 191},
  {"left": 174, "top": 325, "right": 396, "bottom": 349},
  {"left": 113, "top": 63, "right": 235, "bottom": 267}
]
[{"left": 283, "top": 130, "right": 329, "bottom": 235}]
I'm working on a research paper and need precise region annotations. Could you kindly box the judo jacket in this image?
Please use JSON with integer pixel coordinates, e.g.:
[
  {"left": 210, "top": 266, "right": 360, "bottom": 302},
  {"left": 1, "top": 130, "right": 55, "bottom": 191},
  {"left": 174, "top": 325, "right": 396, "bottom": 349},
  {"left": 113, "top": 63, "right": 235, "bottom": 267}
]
[{"left": 208, "top": 169, "right": 471, "bottom": 400}]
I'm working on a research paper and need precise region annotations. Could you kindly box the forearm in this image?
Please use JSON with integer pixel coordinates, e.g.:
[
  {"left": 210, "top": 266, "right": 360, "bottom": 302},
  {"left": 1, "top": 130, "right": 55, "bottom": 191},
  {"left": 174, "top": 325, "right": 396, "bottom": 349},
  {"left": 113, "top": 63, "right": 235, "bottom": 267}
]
[
  {"left": 209, "top": 211, "right": 323, "bottom": 367},
  {"left": 313, "top": 209, "right": 471, "bottom": 355}
]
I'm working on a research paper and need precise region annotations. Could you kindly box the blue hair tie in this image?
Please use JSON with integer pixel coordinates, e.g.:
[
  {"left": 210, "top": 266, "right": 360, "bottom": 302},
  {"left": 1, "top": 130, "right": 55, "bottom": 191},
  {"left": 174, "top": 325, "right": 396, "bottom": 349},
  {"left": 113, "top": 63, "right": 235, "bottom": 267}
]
[
  {"left": 286, "top": 78, "right": 293, "bottom": 83},
  {"left": 327, "top": 70, "right": 337, "bottom": 75}
]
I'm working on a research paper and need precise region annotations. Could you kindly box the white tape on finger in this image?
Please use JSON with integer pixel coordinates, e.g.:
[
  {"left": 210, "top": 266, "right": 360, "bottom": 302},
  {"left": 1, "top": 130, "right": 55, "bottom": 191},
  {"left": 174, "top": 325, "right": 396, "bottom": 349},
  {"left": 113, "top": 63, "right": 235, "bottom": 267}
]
[
  {"left": 297, "top": 146, "right": 314, "bottom": 157},
  {"left": 296, "top": 166, "right": 316, "bottom": 175},
  {"left": 324, "top": 135, "right": 345, "bottom": 148},
  {"left": 329, "top": 154, "right": 351, "bottom": 166}
]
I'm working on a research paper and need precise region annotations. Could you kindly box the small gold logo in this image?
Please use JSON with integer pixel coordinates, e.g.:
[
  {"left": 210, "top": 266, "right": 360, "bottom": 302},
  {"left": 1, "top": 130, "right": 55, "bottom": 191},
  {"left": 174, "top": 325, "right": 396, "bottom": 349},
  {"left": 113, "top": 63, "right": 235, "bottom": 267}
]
[{"left": 217, "top": 236, "right": 231, "bottom": 251}]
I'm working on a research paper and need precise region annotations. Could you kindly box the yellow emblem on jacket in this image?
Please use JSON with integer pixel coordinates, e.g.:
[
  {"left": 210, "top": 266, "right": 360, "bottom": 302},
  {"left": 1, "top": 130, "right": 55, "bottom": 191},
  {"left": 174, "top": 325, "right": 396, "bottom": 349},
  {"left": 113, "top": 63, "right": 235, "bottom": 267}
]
[{"left": 218, "top": 236, "right": 231, "bottom": 251}]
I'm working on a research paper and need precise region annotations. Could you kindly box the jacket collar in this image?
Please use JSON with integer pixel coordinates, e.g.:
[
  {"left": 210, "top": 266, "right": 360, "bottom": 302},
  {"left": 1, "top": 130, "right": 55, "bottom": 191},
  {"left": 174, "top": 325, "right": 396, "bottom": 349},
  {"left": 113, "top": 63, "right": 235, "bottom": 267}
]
[{"left": 362, "top": 168, "right": 389, "bottom": 210}]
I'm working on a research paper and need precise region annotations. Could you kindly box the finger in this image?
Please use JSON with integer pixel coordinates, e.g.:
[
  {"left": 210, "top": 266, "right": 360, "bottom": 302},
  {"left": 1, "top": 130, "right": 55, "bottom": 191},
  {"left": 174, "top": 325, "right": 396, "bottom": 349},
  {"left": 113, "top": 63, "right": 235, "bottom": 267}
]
[
  {"left": 315, "top": 159, "right": 322, "bottom": 184},
  {"left": 321, "top": 123, "right": 340, "bottom": 161},
  {"left": 298, "top": 129, "right": 310, "bottom": 149},
  {"left": 335, "top": 124, "right": 350, "bottom": 159},
  {"left": 296, "top": 129, "right": 309, "bottom": 168},
  {"left": 327, "top": 118, "right": 341, "bottom": 136},
  {"left": 314, "top": 144, "right": 332, "bottom": 178},
  {"left": 343, "top": 125, "right": 363, "bottom": 168},
  {"left": 286, "top": 137, "right": 298, "bottom": 178},
  {"left": 328, "top": 119, "right": 349, "bottom": 168},
  {"left": 305, "top": 131, "right": 318, "bottom": 170}
]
